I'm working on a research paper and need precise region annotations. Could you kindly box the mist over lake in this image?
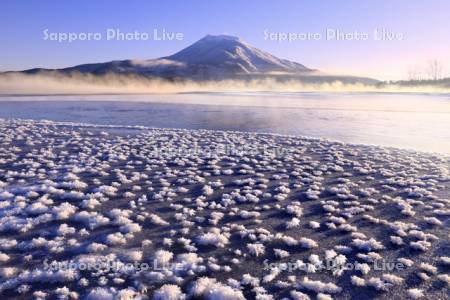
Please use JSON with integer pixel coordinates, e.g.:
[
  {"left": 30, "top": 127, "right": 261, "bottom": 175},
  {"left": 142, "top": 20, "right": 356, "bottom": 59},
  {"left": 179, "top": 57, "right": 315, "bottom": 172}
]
[{"left": 1, "top": 92, "right": 449, "bottom": 154}]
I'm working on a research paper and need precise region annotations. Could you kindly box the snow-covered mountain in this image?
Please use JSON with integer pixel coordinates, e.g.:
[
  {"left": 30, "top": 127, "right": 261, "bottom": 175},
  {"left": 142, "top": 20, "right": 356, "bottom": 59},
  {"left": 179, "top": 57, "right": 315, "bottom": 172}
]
[
  {"left": 21, "top": 35, "right": 313, "bottom": 80},
  {"left": 165, "top": 35, "right": 311, "bottom": 74},
  {"left": 15, "top": 34, "right": 377, "bottom": 84}
]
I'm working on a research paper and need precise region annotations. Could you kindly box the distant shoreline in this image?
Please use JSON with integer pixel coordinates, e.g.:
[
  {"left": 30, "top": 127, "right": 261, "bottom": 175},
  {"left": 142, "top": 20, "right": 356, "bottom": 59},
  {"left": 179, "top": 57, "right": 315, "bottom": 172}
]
[{"left": 1, "top": 90, "right": 450, "bottom": 97}]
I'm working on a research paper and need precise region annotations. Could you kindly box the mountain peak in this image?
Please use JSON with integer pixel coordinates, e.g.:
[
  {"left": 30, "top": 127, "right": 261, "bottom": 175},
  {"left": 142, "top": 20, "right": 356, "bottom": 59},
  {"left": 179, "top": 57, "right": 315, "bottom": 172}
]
[
  {"left": 201, "top": 34, "right": 242, "bottom": 42},
  {"left": 17, "top": 34, "right": 314, "bottom": 80},
  {"left": 166, "top": 34, "right": 310, "bottom": 74}
]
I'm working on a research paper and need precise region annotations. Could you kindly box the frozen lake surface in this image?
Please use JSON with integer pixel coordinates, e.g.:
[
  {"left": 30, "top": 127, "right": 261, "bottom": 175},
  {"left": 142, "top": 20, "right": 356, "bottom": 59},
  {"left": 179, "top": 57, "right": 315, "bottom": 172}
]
[
  {"left": 0, "top": 119, "right": 448, "bottom": 299},
  {"left": 0, "top": 92, "right": 449, "bottom": 153}
]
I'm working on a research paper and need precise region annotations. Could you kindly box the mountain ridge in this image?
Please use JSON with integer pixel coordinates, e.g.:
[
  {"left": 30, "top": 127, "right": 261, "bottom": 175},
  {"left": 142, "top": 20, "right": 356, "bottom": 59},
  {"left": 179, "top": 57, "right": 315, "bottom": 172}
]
[{"left": 5, "top": 34, "right": 378, "bottom": 84}]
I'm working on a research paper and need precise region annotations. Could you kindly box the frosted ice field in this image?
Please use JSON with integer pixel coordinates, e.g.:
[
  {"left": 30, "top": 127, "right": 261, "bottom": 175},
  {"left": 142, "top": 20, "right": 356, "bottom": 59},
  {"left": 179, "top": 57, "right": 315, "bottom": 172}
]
[{"left": 0, "top": 118, "right": 448, "bottom": 299}]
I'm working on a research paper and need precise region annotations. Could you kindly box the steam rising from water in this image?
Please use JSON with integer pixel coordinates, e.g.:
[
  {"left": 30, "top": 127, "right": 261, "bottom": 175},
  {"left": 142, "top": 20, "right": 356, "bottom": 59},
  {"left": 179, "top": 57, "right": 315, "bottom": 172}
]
[{"left": 1, "top": 72, "right": 450, "bottom": 95}]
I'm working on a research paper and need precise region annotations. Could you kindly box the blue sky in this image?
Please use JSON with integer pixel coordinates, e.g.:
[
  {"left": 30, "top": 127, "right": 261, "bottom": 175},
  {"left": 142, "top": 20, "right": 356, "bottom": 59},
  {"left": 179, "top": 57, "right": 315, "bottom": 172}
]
[{"left": 1, "top": 0, "right": 449, "bottom": 80}]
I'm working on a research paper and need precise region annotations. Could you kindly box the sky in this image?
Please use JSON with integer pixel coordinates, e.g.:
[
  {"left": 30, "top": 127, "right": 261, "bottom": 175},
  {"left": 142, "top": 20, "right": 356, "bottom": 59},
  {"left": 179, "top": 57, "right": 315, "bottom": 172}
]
[{"left": 1, "top": 0, "right": 449, "bottom": 80}]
